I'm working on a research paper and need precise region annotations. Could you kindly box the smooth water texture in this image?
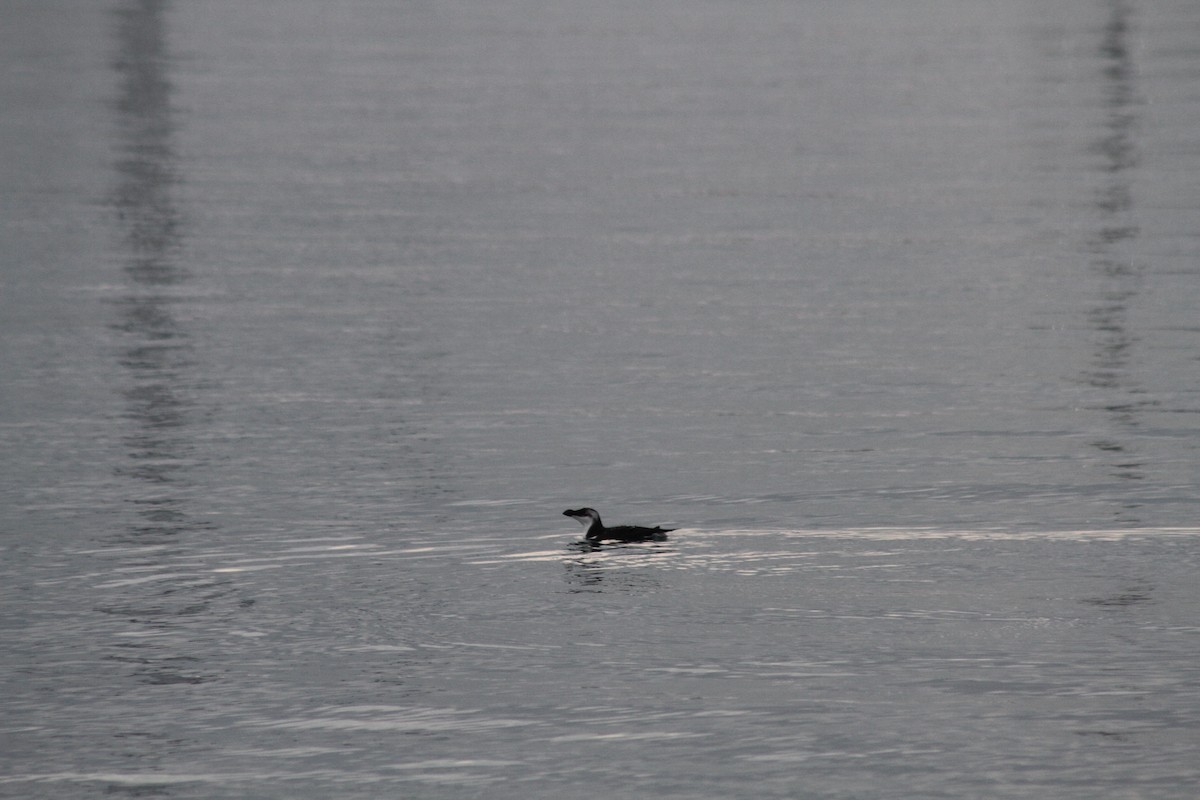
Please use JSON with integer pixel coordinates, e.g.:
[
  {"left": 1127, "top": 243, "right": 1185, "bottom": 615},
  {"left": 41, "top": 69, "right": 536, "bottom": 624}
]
[{"left": 2, "top": 0, "right": 1199, "bottom": 797}]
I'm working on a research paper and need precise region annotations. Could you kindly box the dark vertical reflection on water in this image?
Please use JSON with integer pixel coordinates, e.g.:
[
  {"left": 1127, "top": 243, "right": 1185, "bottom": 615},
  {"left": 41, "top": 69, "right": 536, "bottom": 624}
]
[
  {"left": 111, "top": 0, "right": 200, "bottom": 541},
  {"left": 1084, "top": 0, "right": 1147, "bottom": 518},
  {"left": 107, "top": 0, "right": 224, "bottom": 688}
]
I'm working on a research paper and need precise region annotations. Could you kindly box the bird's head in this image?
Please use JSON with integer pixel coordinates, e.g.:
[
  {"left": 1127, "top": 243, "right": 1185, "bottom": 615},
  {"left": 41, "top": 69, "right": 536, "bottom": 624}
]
[{"left": 562, "top": 507, "right": 601, "bottom": 527}]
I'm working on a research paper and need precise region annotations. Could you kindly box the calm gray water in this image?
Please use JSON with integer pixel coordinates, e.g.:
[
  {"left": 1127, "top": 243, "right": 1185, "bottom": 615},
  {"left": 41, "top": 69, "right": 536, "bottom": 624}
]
[{"left": 2, "top": 0, "right": 1199, "bottom": 797}]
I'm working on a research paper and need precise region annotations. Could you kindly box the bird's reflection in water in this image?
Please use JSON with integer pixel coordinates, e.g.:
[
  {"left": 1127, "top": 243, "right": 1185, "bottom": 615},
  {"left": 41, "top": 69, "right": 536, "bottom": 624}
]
[{"left": 562, "top": 540, "right": 672, "bottom": 594}]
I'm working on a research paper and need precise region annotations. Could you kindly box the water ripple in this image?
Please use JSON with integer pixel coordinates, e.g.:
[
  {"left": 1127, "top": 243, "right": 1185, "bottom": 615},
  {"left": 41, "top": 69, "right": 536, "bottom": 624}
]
[{"left": 247, "top": 705, "right": 538, "bottom": 734}]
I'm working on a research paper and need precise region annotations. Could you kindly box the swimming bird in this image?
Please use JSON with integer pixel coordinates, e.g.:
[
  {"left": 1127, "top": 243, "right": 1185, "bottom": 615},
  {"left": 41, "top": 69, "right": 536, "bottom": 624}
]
[{"left": 563, "top": 507, "right": 673, "bottom": 543}]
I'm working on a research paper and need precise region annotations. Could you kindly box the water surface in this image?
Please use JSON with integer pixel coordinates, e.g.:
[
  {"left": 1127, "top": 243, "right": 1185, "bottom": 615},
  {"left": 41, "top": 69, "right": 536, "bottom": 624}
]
[{"left": 2, "top": 0, "right": 1199, "bottom": 797}]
